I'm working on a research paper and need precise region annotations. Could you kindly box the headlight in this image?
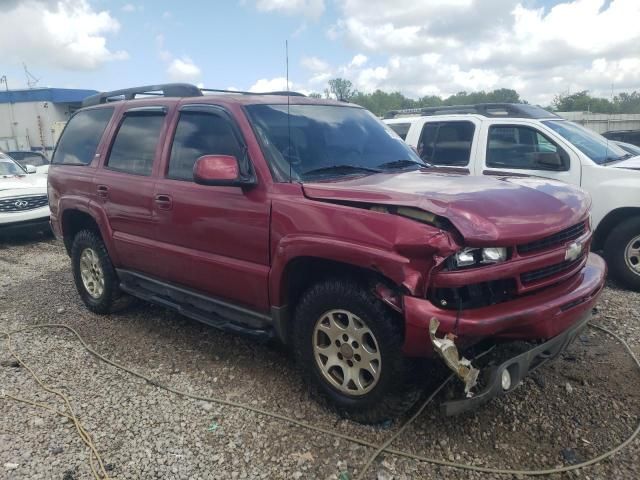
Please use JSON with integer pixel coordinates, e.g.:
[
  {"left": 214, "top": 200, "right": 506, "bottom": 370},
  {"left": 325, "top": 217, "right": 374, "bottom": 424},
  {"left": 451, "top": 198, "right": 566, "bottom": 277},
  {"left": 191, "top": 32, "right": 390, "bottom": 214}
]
[{"left": 452, "top": 247, "right": 507, "bottom": 269}]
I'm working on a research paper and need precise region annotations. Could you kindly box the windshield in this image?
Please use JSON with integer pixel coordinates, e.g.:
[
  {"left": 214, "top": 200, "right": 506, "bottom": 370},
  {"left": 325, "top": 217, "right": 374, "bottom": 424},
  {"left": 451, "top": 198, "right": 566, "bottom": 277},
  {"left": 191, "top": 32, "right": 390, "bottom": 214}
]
[
  {"left": 8, "top": 152, "right": 49, "bottom": 167},
  {"left": 543, "top": 120, "right": 630, "bottom": 164},
  {"left": 246, "top": 104, "right": 425, "bottom": 181},
  {"left": 0, "top": 155, "right": 27, "bottom": 177}
]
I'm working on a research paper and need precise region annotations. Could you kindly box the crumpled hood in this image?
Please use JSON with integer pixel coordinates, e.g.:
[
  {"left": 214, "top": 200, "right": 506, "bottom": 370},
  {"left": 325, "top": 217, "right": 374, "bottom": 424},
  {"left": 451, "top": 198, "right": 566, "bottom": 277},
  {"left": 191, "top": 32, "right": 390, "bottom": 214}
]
[
  {"left": 0, "top": 173, "right": 48, "bottom": 198},
  {"left": 610, "top": 156, "right": 640, "bottom": 170},
  {"left": 302, "top": 170, "right": 590, "bottom": 245}
]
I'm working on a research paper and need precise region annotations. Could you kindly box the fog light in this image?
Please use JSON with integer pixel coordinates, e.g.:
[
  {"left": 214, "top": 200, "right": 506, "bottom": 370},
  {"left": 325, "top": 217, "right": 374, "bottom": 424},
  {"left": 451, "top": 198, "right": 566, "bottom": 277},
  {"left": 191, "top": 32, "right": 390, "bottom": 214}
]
[{"left": 501, "top": 369, "right": 512, "bottom": 390}]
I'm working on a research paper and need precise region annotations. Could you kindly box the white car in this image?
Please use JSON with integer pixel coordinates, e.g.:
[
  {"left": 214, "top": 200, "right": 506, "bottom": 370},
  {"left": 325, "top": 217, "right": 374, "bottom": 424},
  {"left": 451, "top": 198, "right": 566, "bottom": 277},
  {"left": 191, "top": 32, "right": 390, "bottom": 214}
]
[
  {"left": 0, "top": 153, "right": 50, "bottom": 234},
  {"left": 384, "top": 104, "right": 640, "bottom": 290},
  {"left": 4, "top": 151, "right": 50, "bottom": 175}
]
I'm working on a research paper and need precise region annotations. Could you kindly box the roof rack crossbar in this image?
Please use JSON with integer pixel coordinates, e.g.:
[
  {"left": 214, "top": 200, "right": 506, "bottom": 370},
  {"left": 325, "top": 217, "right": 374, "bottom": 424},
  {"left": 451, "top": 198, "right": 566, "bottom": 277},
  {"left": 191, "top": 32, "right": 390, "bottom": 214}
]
[
  {"left": 82, "top": 83, "right": 203, "bottom": 107},
  {"left": 384, "top": 103, "right": 558, "bottom": 120},
  {"left": 200, "top": 88, "right": 306, "bottom": 97},
  {"left": 82, "top": 83, "right": 308, "bottom": 107}
]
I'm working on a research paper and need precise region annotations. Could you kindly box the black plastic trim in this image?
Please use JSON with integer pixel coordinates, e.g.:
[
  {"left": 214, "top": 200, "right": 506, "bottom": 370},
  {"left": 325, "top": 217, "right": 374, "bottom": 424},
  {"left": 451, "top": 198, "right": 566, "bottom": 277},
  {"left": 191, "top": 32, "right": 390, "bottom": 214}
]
[
  {"left": 440, "top": 310, "right": 591, "bottom": 416},
  {"left": 117, "top": 269, "right": 273, "bottom": 339}
]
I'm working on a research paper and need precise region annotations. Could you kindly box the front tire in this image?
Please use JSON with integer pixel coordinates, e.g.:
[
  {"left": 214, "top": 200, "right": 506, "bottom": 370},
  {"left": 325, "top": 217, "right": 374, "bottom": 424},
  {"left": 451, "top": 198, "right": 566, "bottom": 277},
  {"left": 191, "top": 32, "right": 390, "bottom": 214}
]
[
  {"left": 604, "top": 217, "right": 640, "bottom": 291},
  {"left": 293, "top": 279, "right": 421, "bottom": 424},
  {"left": 71, "top": 229, "right": 130, "bottom": 314}
]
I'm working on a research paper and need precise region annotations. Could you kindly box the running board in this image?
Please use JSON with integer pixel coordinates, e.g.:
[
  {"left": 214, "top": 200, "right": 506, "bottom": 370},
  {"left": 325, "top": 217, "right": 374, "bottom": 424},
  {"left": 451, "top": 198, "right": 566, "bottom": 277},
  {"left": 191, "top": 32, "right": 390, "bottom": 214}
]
[{"left": 117, "top": 269, "right": 273, "bottom": 340}]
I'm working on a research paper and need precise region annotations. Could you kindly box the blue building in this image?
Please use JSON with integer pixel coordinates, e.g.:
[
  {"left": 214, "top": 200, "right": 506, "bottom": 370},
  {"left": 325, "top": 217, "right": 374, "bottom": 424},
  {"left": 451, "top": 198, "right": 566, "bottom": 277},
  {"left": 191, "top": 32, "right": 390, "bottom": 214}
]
[{"left": 0, "top": 87, "right": 97, "bottom": 156}]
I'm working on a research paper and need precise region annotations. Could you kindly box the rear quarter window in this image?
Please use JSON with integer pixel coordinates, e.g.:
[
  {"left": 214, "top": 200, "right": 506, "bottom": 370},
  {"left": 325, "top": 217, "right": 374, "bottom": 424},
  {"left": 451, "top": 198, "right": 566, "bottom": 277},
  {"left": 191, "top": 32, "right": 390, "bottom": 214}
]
[{"left": 52, "top": 108, "right": 114, "bottom": 165}]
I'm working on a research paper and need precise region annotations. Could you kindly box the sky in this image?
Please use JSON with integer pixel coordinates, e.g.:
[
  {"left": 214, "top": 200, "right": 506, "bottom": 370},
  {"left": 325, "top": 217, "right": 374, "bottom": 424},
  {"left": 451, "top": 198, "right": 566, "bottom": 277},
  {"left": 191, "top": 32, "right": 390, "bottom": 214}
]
[{"left": 0, "top": 0, "right": 639, "bottom": 105}]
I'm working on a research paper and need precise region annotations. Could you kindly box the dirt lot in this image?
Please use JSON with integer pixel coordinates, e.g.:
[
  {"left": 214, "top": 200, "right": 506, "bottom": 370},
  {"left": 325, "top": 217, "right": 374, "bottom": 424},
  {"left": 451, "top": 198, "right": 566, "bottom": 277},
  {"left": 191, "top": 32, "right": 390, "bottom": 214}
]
[{"left": 1, "top": 233, "right": 639, "bottom": 480}]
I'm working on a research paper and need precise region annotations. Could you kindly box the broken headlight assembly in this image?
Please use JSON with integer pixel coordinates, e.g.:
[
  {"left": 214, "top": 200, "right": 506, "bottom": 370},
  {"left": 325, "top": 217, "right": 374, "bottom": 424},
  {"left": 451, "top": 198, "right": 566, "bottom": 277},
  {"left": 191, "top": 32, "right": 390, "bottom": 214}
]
[{"left": 448, "top": 247, "right": 508, "bottom": 270}]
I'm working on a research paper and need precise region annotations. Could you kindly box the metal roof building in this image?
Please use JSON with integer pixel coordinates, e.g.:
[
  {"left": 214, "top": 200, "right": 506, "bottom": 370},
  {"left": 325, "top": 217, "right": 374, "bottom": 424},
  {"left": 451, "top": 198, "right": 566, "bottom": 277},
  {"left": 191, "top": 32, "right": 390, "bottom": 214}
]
[{"left": 0, "top": 87, "right": 98, "bottom": 156}]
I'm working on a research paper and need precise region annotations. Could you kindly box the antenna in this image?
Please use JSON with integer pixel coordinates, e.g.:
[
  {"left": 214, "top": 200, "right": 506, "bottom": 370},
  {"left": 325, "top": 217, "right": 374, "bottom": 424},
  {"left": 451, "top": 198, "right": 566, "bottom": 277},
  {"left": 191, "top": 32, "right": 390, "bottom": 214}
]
[
  {"left": 286, "top": 40, "right": 292, "bottom": 183},
  {"left": 23, "top": 63, "right": 40, "bottom": 89}
]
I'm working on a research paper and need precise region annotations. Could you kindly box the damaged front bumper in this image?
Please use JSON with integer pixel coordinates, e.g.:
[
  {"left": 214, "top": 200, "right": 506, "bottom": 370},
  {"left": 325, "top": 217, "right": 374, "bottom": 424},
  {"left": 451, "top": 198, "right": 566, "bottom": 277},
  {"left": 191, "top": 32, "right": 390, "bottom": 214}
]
[
  {"left": 402, "top": 253, "right": 606, "bottom": 357},
  {"left": 440, "top": 309, "right": 591, "bottom": 416}
]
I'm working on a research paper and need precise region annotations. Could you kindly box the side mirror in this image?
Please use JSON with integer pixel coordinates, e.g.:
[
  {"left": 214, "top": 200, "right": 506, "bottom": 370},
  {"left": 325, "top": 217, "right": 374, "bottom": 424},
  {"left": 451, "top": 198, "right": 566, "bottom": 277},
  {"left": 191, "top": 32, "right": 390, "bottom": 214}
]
[
  {"left": 193, "top": 155, "right": 255, "bottom": 187},
  {"left": 25, "top": 164, "right": 37, "bottom": 174},
  {"left": 532, "top": 152, "right": 564, "bottom": 170}
]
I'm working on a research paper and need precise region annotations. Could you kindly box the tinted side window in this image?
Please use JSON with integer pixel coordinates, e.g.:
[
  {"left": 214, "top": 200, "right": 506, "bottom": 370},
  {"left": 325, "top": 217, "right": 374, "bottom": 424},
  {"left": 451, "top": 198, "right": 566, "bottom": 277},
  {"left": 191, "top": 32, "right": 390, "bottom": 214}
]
[
  {"left": 387, "top": 123, "right": 410, "bottom": 140},
  {"left": 419, "top": 121, "right": 474, "bottom": 166},
  {"left": 168, "top": 111, "right": 243, "bottom": 181},
  {"left": 52, "top": 108, "right": 114, "bottom": 165},
  {"left": 106, "top": 114, "right": 165, "bottom": 176},
  {"left": 487, "top": 125, "right": 566, "bottom": 170}
]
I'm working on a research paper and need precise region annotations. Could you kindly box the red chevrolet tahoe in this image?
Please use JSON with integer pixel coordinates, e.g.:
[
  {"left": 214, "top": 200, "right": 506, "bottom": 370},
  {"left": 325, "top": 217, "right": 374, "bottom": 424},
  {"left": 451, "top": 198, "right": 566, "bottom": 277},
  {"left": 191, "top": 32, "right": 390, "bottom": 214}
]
[{"left": 48, "top": 84, "right": 607, "bottom": 423}]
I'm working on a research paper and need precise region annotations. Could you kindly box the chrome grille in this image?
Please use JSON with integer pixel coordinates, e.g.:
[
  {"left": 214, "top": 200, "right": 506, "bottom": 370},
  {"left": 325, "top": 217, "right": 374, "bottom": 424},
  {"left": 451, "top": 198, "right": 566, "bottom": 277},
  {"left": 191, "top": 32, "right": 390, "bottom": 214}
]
[
  {"left": 0, "top": 195, "right": 48, "bottom": 213},
  {"left": 518, "top": 222, "right": 586, "bottom": 254}
]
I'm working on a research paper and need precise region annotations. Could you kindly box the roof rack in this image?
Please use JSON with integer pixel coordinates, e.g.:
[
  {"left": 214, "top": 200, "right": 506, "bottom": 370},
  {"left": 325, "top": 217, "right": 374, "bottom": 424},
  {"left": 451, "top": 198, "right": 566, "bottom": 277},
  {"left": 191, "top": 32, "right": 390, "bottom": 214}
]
[
  {"left": 82, "top": 83, "right": 306, "bottom": 107},
  {"left": 384, "top": 103, "right": 558, "bottom": 120}
]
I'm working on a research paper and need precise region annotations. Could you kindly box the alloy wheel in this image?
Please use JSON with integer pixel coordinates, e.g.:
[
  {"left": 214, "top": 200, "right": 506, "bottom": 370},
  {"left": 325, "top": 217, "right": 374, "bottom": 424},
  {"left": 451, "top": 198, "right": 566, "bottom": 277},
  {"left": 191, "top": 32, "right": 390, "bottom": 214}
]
[{"left": 312, "top": 309, "right": 382, "bottom": 396}]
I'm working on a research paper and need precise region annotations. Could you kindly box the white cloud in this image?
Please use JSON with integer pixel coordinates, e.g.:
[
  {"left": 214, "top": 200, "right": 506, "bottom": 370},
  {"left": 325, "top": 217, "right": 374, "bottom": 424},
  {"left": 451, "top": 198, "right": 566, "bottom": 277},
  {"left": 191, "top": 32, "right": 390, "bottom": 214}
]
[
  {"left": 324, "top": 0, "right": 640, "bottom": 104},
  {"left": 249, "top": 77, "right": 290, "bottom": 92},
  {"left": 254, "top": 0, "right": 324, "bottom": 19},
  {"left": 156, "top": 34, "right": 202, "bottom": 83},
  {"left": 349, "top": 54, "right": 367, "bottom": 68},
  {"left": 301, "top": 56, "right": 329, "bottom": 72},
  {"left": 167, "top": 57, "right": 202, "bottom": 82},
  {"left": 0, "top": 0, "right": 128, "bottom": 71},
  {"left": 121, "top": 4, "right": 143, "bottom": 13}
]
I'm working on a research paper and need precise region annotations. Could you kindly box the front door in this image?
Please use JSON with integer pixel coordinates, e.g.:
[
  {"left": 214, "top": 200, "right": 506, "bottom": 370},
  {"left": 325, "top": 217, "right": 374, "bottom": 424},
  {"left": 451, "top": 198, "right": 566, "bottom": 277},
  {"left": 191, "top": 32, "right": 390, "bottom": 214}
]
[
  {"left": 478, "top": 122, "right": 581, "bottom": 185},
  {"left": 153, "top": 105, "right": 271, "bottom": 312}
]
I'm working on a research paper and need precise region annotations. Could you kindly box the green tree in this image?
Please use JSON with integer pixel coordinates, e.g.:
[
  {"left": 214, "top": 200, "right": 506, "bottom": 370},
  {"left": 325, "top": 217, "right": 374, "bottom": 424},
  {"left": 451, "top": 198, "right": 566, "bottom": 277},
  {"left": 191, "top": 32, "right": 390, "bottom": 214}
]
[
  {"left": 326, "top": 78, "right": 356, "bottom": 101},
  {"left": 552, "top": 90, "right": 616, "bottom": 113}
]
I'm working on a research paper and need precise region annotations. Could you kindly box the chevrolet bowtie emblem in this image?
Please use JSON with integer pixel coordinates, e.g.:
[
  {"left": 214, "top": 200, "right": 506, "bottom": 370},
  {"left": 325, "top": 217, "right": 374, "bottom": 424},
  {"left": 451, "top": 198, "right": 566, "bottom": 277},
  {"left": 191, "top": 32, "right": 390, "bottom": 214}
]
[{"left": 565, "top": 241, "right": 583, "bottom": 261}]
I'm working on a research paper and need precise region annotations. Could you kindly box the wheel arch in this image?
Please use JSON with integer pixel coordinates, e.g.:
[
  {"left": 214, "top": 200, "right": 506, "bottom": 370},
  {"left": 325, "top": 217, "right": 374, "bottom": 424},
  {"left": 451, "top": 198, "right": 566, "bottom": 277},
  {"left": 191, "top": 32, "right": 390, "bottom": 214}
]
[
  {"left": 593, "top": 207, "right": 640, "bottom": 250},
  {"left": 271, "top": 254, "right": 408, "bottom": 345}
]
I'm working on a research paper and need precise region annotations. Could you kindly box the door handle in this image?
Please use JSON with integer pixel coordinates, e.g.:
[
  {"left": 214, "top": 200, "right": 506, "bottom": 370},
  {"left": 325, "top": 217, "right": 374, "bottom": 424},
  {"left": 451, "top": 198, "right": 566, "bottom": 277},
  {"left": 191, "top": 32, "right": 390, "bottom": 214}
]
[
  {"left": 154, "top": 194, "right": 173, "bottom": 210},
  {"left": 96, "top": 185, "right": 109, "bottom": 199}
]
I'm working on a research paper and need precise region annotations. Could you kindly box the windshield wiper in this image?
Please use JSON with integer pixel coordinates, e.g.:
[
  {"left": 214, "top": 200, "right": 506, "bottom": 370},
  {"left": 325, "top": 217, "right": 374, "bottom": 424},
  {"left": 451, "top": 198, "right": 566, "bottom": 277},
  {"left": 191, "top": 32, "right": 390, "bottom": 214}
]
[
  {"left": 377, "top": 159, "right": 428, "bottom": 170},
  {"left": 302, "top": 164, "right": 382, "bottom": 178},
  {"left": 603, "top": 153, "right": 633, "bottom": 165}
]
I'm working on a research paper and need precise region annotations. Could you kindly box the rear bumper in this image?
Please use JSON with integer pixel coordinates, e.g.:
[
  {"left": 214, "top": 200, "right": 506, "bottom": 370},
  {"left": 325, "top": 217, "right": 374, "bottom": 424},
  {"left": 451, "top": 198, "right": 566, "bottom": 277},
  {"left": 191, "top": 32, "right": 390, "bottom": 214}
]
[
  {"left": 402, "top": 253, "right": 606, "bottom": 357},
  {"left": 440, "top": 308, "right": 591, "bottom": 416}
]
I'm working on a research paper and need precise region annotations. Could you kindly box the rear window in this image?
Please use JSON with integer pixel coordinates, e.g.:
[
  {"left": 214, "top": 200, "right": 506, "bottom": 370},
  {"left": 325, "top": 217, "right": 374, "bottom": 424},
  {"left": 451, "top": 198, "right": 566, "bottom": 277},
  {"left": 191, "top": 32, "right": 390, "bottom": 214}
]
[
  {"left": 387, "top": 123, "right": 411, "bottom": 140},
  {"left": 106, "top": 114, "right": 165, "bottom": 176},
  {"left": 52, "top": 108, "right": 114, "bottom": 165}
]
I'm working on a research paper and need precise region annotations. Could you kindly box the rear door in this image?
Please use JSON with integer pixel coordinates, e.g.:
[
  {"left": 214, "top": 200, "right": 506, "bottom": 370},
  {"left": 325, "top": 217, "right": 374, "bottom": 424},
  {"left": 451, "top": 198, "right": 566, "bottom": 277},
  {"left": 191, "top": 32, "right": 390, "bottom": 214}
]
[
  {"left": 96, "top": 105, "right": 169, "bottom": 276},
  {"left": 406, "top": 118, "right": 480, "bottom": 172},
  {"left": 152, "top": 104, "right": 271, "bottom": 311}
]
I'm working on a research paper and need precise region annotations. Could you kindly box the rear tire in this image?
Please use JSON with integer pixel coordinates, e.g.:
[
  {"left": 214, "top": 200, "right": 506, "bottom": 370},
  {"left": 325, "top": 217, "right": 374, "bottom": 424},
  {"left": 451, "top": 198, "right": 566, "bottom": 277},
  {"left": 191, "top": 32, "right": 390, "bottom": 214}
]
[
  {"left": 604, "top": 217, "right": 640, "bottom": 291},
  {"left": 70, "top": 229, "right": 131, "bottom": 314},
  {"left": 292, "top": 278, "right": 421, "bottom": 424}
]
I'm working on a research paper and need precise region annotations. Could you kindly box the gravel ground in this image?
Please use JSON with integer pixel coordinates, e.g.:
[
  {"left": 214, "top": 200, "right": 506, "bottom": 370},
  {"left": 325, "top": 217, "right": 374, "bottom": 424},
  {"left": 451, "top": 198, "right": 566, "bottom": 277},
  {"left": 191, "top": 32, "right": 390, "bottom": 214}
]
[{"left": 1, "top": 232, "right": 639, "bottom": 480}]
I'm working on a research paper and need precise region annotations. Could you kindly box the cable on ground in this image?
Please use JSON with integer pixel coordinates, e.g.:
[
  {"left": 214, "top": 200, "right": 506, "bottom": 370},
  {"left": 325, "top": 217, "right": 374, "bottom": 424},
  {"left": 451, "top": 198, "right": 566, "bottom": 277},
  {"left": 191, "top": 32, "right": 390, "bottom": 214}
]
[{"left": 1, "top": 322, "right": 638, "bottom": 479}]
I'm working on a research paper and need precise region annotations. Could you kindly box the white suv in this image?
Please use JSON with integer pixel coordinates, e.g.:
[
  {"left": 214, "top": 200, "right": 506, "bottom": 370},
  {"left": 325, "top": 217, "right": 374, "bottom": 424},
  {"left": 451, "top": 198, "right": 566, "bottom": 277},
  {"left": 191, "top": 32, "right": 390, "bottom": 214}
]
[
  {"left": 0, "top": 153, "right": 50, "bottom": 235},
  {"left": 384, "top": 104, "right": 640, "bottom": 290}
]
